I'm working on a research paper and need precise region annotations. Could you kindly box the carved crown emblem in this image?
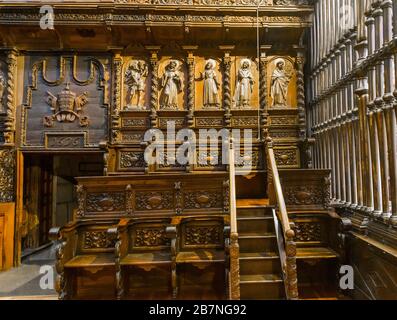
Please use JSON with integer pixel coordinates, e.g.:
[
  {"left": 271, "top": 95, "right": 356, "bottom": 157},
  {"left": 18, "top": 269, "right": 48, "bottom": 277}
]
[{"left": 44, "top": 82, "right": 89, "bottom": 127}]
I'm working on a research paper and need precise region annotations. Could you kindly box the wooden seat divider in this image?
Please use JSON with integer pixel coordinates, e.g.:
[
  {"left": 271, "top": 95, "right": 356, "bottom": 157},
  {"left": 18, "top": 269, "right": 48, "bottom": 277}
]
[{"left": 49, "top": 218, "right": 123, "bottom": 300}]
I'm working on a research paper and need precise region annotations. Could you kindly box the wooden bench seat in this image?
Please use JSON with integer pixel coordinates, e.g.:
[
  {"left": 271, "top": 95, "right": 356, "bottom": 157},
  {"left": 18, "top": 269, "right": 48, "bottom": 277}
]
[
  {"left": 120, "top": 252, "right": 172, "bottom": 266},
  {"left": 296, "top": 247, "right": 338, "bottom": 260},
  {"left": 176, "top": 250, "right": 225, "bottom": 264},
  {"left": 64, "top": 253, "right": 115, "bottom": 268}
]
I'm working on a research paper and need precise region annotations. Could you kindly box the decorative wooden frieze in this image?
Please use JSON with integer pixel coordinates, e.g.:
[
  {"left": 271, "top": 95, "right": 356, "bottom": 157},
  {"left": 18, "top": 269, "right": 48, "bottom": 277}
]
[
  {"left": 0, "top": 148, "right": 15, "bottom": 202},
  {"left": 134, "top": 228, "right": 170, "bottom": 247},
  {"left": 269, "top": 115, "right": 298, "bottom": 125},
  {"left": 122, "top": 117, "right": 148, "bottom": 128},
  {"left": 235, "top": 149, "right": 261, "bottom": 169},
  {"left": 135, "top": 191, "right": 173, "bottom": 210},
  {"left": 159, "top": 118, "right": 185, "bottom": 128},
  {"left": 195, "top": 117, "right": 224, "bottom": 127},
  {"left": 231, "top": 116, "right": 258, "bottom": 127},
  {"left": 111, "top": 53, "right": 123, "bottom": 141},
  {"left": 83, "top": 231, "right": 116, "bottom": 249},
  {"left": 85, "top": 192, "right": 126, "bottom": 213},
  {"left": 120, "top": 131, "right": 145, "bottom": 143}
]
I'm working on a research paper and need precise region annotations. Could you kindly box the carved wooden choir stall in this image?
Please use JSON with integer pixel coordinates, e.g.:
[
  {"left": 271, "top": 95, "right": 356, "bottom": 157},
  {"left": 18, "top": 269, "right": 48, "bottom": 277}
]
[{"left": 0, "top": 0, "right": 355, "bottom": 300}]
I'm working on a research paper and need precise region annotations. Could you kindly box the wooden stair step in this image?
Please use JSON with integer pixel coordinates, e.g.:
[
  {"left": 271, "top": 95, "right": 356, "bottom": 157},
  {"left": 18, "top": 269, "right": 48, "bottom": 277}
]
[
  {"left": 236, "top": 198, "right": 270, "bottom": 208},
  {"left": 237, "top": 217, "right": 275, "bottom": 233},
  {"left": 240, "top": 274, "right": 283, "bottom": 283},
  {"left": 296, "top": 247, "right": 338, "bottom": 260},
  {"left": 239, "top": 232, "right": 276, "bottom": 238},
  {"left": 239, "top": 252, "right": 279, "bottom": 259}
]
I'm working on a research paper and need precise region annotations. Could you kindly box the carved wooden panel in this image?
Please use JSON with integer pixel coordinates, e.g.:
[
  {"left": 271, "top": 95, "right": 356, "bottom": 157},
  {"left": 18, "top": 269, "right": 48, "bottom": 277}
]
[
  {"left": 183, "top": 190, "right": 222, "bottom": 210},
  {"left": 85, "top": 192, "right": 126, "bottom": 213},
  {"left": 83, "top": 230, "right": 116, "bottom": 249},
  {"left": 294, "top": 221, "right": 322, "bottom": 243},
  {"left": 195, "top": 117, "right": 224, "bottom": 128},
  {"left": 279, "top": 169, "right": 331, "bottom": 210},
  {"left": 132, "top": 227, "right": 170, "bottom": 248},
  {"left": 120, "top": 131, "right": 145, "bottom": 143},
  {"left": 274, "top": 147, "right": 300, "bottom": 168},
  {"left": 181, "top": 220, "right": 224, "bottom": 249},
  {"left": 45, "top": 132, "right": 86, "bottom": 148},
  {"left": 135, "top": 191, "right": 174, "bottom": 211},
  {"left": 121, "top": 117, "right": 149, "bottom": 129},
  {"left": 269, "top": 115, "right": 298, "bottom": 126},
  {"left": 117, "top": 149, "right": 146, "bottom": 172},
  {"left": 22, "top": 56, "right": 109, "bottom": 149}
]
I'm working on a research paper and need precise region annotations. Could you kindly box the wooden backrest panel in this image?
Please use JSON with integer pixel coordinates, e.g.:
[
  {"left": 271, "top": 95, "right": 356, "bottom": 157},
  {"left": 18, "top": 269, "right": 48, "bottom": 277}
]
[
  {"left": 75, "top": 173, "right": 229, "bottom": 220},
  {"left": 127, "top": 219, "right": 171, "bottom": 253},
  {"left": 179, "top": 217, "right": 225, "bottom": 251}
]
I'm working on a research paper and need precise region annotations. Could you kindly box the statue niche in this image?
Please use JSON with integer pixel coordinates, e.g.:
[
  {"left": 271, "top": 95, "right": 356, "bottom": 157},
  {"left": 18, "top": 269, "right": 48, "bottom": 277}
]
[
  {"left": 270, "top": 58, "right": 293, "bottom": 108},
  {"left": 124, "top": 60, "right": 148, "bottom": 110},
  {"left": 196, "top": 59, "right": 220, "bottom": 109},
  {"left": 160, "top": 60, "right": 183, "bottom": 110},
  {"left": 233, "top": 58, "right": 254, "bottom": 109}
]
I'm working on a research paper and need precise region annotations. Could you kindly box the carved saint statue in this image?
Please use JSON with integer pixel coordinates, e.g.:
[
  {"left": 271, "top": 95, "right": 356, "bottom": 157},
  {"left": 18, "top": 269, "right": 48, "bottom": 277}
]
[
  {"left": 270, "top": 58, "right": 292, "bottom": 108},
  {"left": 0, "top": 71, "right": 5, "bottom": 113},
  {"left": 160, "top": 60, "right": 182, "bottom": 110},
  {"left": 125, "top": 60, "right": 148, "bottom": 109},
  {"left": 197, "top": 59, "right": 220, "bottom": 108},
  {"left": 233, "top": 59, "right": 254, "bottom": 108}
]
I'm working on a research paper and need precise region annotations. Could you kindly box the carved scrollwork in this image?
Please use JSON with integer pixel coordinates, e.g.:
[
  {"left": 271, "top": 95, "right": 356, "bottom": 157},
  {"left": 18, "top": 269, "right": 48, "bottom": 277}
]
[
  {"left": 284, "top": 185, "right": 323, "bottom": 206},
  {"left": 274, "top": 148, "right": 298, "bottom": 167}
]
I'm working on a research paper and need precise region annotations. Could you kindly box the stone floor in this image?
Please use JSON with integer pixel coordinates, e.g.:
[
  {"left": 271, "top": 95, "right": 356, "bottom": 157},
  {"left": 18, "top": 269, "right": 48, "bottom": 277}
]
[{"left": 0, "top": 244, "right": 57, "bottom": 300}]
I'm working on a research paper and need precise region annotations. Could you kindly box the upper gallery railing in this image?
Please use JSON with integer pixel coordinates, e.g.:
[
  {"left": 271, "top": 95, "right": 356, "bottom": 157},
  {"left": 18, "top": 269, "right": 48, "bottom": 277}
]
[
  {"left": 265, "top": 137, "right": 298, "bottom": 300},
  {"left": 227, "top": 136, "right": 240, "bottom": 300},
  {"left": 0, "top": 0, "right": 311, "bottom": 6}
]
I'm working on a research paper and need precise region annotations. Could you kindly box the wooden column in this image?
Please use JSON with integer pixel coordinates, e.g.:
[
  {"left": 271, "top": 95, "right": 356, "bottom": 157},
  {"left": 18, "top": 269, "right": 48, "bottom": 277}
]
[
  {"left": 146, "top": 46, "right": 161, "bottom": 127},
  {"left": 220, "top": 46, "right": 234, "bottom": 126}
]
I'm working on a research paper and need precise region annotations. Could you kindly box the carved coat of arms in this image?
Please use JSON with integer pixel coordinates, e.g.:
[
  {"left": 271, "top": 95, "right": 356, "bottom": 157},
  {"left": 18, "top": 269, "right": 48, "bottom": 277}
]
[{"left": 44, "top": 82, "right": 89, "bottom": 127}]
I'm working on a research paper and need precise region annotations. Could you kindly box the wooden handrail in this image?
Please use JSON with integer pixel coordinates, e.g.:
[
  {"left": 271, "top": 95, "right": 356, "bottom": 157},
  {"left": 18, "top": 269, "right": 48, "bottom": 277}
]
[
  {"left": 228, "top": 136, "right": 240, "bottom": 300},
  {"left": 265, "top": 137, "right": 299, "bottom": 300}
]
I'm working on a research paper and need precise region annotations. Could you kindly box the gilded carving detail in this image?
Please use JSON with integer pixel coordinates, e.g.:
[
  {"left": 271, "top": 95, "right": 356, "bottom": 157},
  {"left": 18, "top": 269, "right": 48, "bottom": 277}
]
[
  {"left": 86, "top": 192, "right": 126, "bottom": 212},
  {"left": 136, "top": 191, "right": 173, "bottom": 210},
  {"left": 0, "top": 149, "right": 15, "bottom": 202},
  {"left": 160, "top": 60, "right": 183, "bottom": 110},
  {"left": 83, "top": 231, "right": 116, "bottom": 249}
]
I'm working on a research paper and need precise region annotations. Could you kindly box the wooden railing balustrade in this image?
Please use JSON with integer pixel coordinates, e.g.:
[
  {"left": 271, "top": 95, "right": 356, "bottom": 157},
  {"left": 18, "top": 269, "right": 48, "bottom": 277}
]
[
  {"left": 227, "top": 136, "right": 240, "bottom": 300},
  {"left": 265, "top": 137, "right": 299, "bottom": 300}
]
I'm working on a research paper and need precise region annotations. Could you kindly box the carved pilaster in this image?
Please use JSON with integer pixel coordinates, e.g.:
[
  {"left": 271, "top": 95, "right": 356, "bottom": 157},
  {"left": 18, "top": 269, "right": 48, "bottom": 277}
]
[
  {"left": 111, "top": 53, "right": 123, "bottom": 142},
  {"left": 0, "top": 148, "right": 15, "bottom": 202},
  {"left": 296, "top": 48, "right": 307, "bottom": 141},
  {"left": 4, "top": 49, "right": 18, "bottom": 145},
  {"left": 220, "top": 46, "right": 234, "bottom": 126},
  {"left": 229, "top": 232, "right": 240, "bottom": 300},
  {"left": 186, "top": 52, "right": 195, "bottom": 127},
  {"left": 147, "top": 47, "right": 160, "bottom": 127}
]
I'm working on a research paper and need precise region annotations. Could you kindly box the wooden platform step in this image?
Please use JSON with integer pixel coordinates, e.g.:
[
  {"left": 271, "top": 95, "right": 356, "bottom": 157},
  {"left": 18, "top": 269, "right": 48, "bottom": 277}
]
[
  {"left": 296, "top": 247, "right": 338, "bottom": 260},
  {"left": 239, "top": 252, "right": 281, "bottom": 275},
  {"left": 240, "top": 274, "right": 285, "bottom": 300}
]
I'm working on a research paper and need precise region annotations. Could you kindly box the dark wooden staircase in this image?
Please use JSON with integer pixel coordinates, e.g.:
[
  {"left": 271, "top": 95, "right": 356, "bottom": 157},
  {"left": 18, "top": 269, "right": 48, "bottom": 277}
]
[{"left": 237, "top": 200, "right": 285, "bottom": 300}]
